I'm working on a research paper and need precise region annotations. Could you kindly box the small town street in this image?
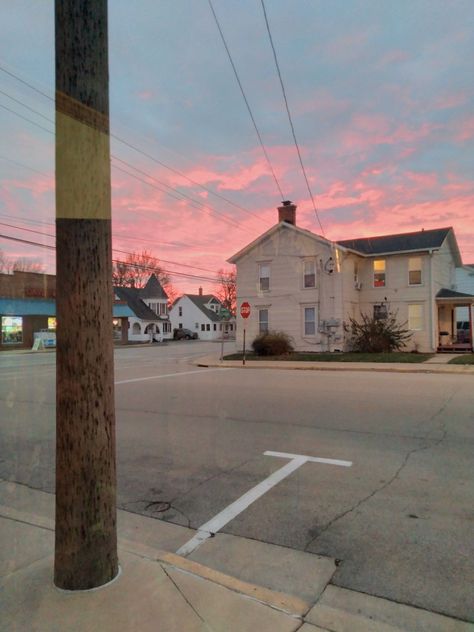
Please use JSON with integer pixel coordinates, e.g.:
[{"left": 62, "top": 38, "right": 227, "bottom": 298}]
[{"left": 1, "top": 340, "right": 473, "bottom": 623}]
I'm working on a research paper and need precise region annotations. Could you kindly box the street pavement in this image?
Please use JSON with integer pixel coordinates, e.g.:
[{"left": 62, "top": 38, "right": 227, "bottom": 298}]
[{"left": 1, "top": 341, "right": 473, "bottom": 627}]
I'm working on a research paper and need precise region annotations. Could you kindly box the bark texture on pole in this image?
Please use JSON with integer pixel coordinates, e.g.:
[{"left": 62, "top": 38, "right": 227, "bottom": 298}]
[{"left": 55, "top": 0, "right": 118, "bottom": 590}]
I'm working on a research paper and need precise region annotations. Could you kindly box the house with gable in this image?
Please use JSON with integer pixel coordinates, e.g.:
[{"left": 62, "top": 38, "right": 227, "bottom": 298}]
[
  {"left": 169, "top": 288, "right": 235, "bottom": 341},
  {"left": 228, "top": 201, "right": 473, "bottom": 353},
  {"left": 113, "top": 273, "right": 172, "bottom": 343}
]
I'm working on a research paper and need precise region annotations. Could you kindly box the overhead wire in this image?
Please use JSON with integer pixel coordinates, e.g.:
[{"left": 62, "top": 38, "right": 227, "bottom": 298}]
[
  {"left": 0, "top": 63, "right": 265, "bottom": 224},
  {"left": 260, "top": 0, "right": 325, "bottom": 236},
  {"left": 207, "top": 0, "right": 285, "bottom": 201},
  {"left": 0, "top": 86, "right": 257, "bottom": 236}
]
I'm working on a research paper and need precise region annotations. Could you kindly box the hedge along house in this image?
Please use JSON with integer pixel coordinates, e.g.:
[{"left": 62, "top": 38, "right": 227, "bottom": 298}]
[
  {"left": 113, "top": 274, "right": 172, "bottom": 343},
  {"left": 228, "top": 202, "right": 474, "bottom": 353},
  {"left": 0, "top": 270, "right": 133, "bottom": 350}
]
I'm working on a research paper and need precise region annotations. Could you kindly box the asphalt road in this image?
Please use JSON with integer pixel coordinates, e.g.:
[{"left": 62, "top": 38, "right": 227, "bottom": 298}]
[{"left": 1, "top": 341, "right": 473, "bottom": 622}]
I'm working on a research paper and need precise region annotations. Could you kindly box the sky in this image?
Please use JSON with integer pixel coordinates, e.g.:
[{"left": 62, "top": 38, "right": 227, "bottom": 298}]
[{"left": 0, "top": 0, "right": 473, "bottom": 294}]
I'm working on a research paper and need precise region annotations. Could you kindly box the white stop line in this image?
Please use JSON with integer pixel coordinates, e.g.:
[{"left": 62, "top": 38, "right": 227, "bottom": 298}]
[{"left": 176, "top": 450, "right": 352, "bottom": 557}]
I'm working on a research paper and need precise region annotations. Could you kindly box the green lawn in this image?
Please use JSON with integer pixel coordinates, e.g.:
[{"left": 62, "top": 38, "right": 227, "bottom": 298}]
[
  {"left": 448, "top": 354, "right": 474, "bottom": 364},
  {"left": 224, "top": 352, "right": 434, "bottom": 363}
]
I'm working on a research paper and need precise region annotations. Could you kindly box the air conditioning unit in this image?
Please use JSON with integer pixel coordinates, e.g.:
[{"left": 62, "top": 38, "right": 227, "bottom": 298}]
[{"left": 354, "top": 281, "right": 362, "bottom": 290}]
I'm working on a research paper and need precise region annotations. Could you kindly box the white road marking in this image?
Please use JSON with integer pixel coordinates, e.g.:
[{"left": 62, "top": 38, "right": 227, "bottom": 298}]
[
  {"left": 115, "top": 367, "right": 229, "bottom": 385},
  {"left": 176, "top": 450, "right": 353, "bottom": 557}
]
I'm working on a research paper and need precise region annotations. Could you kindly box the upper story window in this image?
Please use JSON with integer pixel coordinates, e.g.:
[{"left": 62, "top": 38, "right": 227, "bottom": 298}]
[
  {"left": 178, "top": 306, "right": 182, "bottom": 316},
  {"left": 303, "top": 260, "right": 316, "bottom": 288},
  {"left": 259, "top": 263, "right": 270, "bottom": 291},
  {"left": 373, "top": 259, "right": 386, "bottom": 287},
  {"left": 408, "top": 257, "right": 422, "bottom": 285},
  {"left": 159, "top": 303, "right": 167, "bottom": 315}
]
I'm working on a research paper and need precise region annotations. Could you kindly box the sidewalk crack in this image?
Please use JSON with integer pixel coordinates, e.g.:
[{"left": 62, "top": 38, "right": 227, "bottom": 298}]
[{"left": 161, "top": 565, "right": 214, "bottom": 631}]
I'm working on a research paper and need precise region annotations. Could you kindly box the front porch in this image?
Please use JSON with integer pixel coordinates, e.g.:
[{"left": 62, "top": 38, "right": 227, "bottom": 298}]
[{"left": 436, "top": 289, "right": 474, "bottom": 353}]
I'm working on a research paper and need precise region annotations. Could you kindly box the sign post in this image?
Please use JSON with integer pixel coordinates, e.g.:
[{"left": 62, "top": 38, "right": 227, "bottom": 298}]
[{"left": 240, "top": 302, "right": 251, "bottom": 366}]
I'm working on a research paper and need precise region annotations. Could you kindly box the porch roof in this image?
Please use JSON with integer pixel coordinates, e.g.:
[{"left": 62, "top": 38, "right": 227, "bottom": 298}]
[{"left": 436, "top": 288, "right": 474, "bottom": 304}]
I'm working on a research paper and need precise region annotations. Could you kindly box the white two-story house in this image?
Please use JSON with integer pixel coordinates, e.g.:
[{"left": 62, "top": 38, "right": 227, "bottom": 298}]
[
  {"left": 169, "top": 289, "right": 235, "bottom": 341},
  {"left": 228, "top": 201, "right": 473, "bottom": 353}
]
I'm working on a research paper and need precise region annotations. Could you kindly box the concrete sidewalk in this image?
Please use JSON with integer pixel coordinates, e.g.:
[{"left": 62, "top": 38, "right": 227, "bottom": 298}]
[
  {"left": 1, "top": 481, "right": 472, "bottom": 631},
  {"left": 195, "top": 354, "right": 474, "bottom": 375}
]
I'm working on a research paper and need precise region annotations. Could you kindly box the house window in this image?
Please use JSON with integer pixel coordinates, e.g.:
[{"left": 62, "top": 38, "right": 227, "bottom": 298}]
[
  {"left": 373, "top": 304, "right": 388, "bottom": 320},
  {"left": 408, "top": 304, "right": 423, "bottom": 330},
  {"left": 259, "top": 263, "right": 270, "bottom": 291},
  {"left": 159, "top": 303, "right": 167, "bottom": 315},
  {"left": 132, "top": 322, "right": 141, "bottom": 335},
  {"left": 206, "top": 324, "right": 210, "bottom": 331},
  {"left": 304, "top": 307, "right": 316, "bottom": 336},
  {"left": 373, "top": 260, "right": 386, "bottom": 287},
  {"left": 213, "top": 324, "right": 216, "bottom": 331},
  {"left": 229, "top": 324, "right": 233, "bottom": 331},
  {"left": 178, "top": 306, "right": 182, "bottom": 316},
  {"left": 195, "top": 322, "right": 199, "bottom": 329},
  {"left": 201, "top": 324, "right": 205, "bottom": 331},
  {"left": 409, "top": 257, "right": 422, "bottom": 285},
  {"left": 303, "top": 260, "right": 316, "bottom": 288},
  {"left": 258, "top": 308, "right": 269, "bottom": 334},
  {"left": 178, "top": 323, "right": 182, "bottom": 329}
]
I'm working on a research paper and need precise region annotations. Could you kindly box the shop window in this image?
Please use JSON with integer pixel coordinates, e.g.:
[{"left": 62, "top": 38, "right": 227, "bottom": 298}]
[{"left": 1, "top": 316, "right": 23, "bottom": 344}]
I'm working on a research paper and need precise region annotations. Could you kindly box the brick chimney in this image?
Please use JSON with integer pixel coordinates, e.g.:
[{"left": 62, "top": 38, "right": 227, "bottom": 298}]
[
  {"left": 198, "top": 286, "right": 203, "bottom": 296},
  {"left": 278, "top": 200, "right": 296, "bottom": 225}
]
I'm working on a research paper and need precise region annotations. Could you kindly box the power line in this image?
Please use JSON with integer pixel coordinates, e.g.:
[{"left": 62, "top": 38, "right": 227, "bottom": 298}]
[
  {"left": 207, "top": 0, "right": 285, "bottom": 201},
  {"left": 0, "top": 87, "right": 256, "bottom": 236},
  {"left": 0, "top": 233, "right": 219, "bottom": 283},
  {"left": 0, "top": 63, "right": 265, "bottom": 224},
  {"left": 260, "top": 0, "right": 325, "bottom": 236},
  {"left": 0, "top": 221, "right": 219, "bottom": 275}
]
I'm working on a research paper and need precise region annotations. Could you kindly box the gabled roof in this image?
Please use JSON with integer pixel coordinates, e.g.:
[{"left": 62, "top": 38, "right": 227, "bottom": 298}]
[
  {"left": 228, "top": 221, "right": 332, "bottom": 263},
  {"left": 139, "top": 274, "right": 168, "bottom": 300},
  {"left": 113, "top": 286, "right": 159, "bottom": 320},
  {"left": 336, "top": 227, "right": 452, "bottom": 256},
  {"left": 180, "top": 294, "right": 225, "bottom": 322}
]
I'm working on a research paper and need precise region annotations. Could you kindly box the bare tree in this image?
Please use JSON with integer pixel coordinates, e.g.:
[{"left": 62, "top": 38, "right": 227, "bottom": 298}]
[
  {"left": 112, "top": 249, "right": 170, "bottom": 288},
  {"left": 0, "top": 250, "right": 44, "bottom": 274},
  {"left": 216, "top": 268, "right": 236, "bottom": 314}
]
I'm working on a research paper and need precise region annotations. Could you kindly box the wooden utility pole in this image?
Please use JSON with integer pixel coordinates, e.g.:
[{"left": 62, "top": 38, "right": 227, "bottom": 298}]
[{"left": 55, "top": 0, "right": 118, "bottom": 589}]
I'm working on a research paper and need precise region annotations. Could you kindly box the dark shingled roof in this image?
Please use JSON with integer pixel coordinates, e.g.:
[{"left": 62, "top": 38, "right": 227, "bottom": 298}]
[
  {"left": 337, "top": 227, "right": 451, "bottom": 256},
  {"left": 186, "top": 294, "right": 223, "bottom": 322},
  {"left": 139, "top": 274, "right": 168, "bottom": 300},
  {"left": 436, "top": 288, "right": 474, "bottom": 299},
  {"left": 113, "top": 286, "right": 159, "bottom": 320}
]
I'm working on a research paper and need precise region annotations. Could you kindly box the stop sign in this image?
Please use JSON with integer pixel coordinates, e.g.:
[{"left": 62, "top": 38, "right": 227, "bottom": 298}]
[{"left": 240, "top": 301, "right": 251, "bottom": 319}]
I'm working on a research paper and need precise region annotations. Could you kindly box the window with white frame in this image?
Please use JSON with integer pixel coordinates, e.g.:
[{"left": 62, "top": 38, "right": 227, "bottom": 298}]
[
  {"left": 159, "top": 303, "right": 167, "bottom": 315},
  {"left": 303, "top": 259, "right": 316, "bottom": 288},
  {"left": 258, "top": 308, "right": 269, "bottom": 334},
  {"left": 373, "top": 259, "right": 386, "bottom": 287},
  {"left": 304, "top": 307, "right": 316, "bottom": 336},
  {"left": 408, "top": 257, "right": 422, "bottom": 285},
  {"left": 258, "top": 263, "right": 270, "bottom": 291},
  {"left": 408, "top": 304, "right": 424, "bottom": 330}
]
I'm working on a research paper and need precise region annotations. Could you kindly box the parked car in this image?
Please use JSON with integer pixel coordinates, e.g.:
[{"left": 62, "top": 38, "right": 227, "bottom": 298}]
[{"left": 173, "top": 328, "right": 198, "bottom": 340}]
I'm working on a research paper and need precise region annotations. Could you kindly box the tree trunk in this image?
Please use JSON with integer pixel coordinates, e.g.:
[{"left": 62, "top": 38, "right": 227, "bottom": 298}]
[{"left": 55, "top": 0, "right": 118, "bottom": 590}]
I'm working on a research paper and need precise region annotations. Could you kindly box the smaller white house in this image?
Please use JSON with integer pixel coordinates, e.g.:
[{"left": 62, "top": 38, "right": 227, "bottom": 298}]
[
  {"left": 169, "top": 289, "right": 235, "bottom": 341},
  {"left": 113, "top": 274, "right": 172, "bottom": 343},
  {"left": 456, "top": 263, "right": 474, "bottom": 333}
]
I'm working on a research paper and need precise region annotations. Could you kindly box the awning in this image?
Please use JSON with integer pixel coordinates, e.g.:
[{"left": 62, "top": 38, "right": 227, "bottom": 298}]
[
  {"left": 0, "top": 297, "right": 134, "bottom": 318},
  {"left": 436, "top": 288, "right": 474, "bottom": 305}
]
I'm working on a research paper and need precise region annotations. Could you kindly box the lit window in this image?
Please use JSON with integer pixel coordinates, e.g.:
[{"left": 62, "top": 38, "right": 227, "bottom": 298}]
[
  {"left": 373, "top": 260, "right": 386, "bottom": 287},
  {"left": 259, "top": 263, "right": 270, "bottom": 291},
  {"left": 303, "top": 260, "right": 316, "bottom": 288},
  {"left": 409, "top": 257, "right": 422, "bottom": 285},
  {"left": 408, "top": 304, "right": 423, "bottom": 330},
  {"left": 259, "top": 309, "right": 269, "bottom": 334},
  {"left": 1, "top": 316, "right": 23, "bottom": 344},
  {"left": 304, "top": 307, "right": 316, "bottom": 335}
]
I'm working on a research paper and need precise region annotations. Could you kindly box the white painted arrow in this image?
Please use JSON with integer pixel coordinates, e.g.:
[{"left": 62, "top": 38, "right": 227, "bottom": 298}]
[{"left": 176, "top": 450, "right": 352, "bottom": 557}]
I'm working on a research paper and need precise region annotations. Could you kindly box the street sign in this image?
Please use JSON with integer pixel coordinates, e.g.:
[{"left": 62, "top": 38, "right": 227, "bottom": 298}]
[{"left": 240, "top": 302, "right": 251, "bottom": 319}]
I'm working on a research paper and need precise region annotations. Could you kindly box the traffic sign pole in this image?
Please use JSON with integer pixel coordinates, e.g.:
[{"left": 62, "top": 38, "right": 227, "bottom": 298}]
[
  {"left": 243, "top": 328, "right": 246, "bottom": 366},
  {"left": 240, "top": 302, "right": 251, "bottom": 366}
]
